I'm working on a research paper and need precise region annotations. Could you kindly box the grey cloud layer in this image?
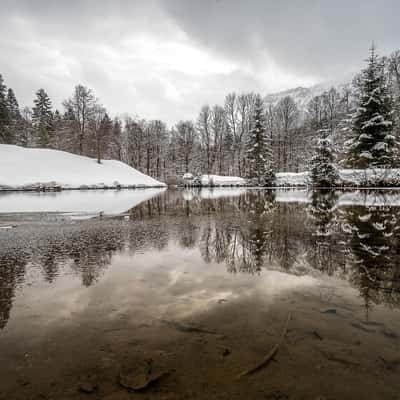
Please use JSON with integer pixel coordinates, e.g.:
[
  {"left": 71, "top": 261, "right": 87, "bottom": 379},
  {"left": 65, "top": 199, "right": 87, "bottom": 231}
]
[
  {"left": 161, "top": 0, "right": 400, "bottom": 76},
  {"left": 0, "top": 0, "right": 398, "bottom": 125}
]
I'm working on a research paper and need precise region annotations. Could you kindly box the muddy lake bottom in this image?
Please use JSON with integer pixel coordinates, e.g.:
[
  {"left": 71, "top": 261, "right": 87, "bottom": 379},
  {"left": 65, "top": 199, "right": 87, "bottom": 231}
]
[{"left": 1, "top": 189, "right": 400, "bottom": 399}]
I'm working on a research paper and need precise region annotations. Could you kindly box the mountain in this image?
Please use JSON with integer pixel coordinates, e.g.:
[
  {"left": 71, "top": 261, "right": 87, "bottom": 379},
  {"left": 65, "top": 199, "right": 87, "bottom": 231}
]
[{"left": 264, "top": 80, "right": 351, "bottom": 113}]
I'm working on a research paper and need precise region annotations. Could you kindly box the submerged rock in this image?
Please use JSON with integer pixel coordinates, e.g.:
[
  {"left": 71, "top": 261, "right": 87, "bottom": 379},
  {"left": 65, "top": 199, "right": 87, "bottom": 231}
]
[
  {"left": 119, "top": 361, "right": 170, "bottom": 391},
  {"left": 78, "top": 374, "right": 98, "bottom": 394}
]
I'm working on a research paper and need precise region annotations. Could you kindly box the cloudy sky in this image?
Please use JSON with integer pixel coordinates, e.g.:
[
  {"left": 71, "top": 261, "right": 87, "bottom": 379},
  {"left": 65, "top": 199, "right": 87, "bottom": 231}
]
[{"left": 0, "top": 0, "right": 399, "bottom": 126}]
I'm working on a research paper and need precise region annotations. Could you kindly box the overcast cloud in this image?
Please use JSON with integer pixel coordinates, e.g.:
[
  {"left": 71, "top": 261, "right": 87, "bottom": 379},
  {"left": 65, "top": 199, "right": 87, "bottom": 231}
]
[{"left": 0, "top": 0, "right": 399, "bottom": 125}]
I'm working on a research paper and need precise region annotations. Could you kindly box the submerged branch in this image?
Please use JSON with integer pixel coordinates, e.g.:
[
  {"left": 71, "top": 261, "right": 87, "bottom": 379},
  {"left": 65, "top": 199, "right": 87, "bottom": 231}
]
[{"left": 237, "top": 312, "right": 292, "bottom": 378}]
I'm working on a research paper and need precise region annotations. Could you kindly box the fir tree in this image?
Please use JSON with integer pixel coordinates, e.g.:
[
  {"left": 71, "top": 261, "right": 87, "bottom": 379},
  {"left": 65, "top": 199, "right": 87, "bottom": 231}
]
[
  {"left": 310, "top": 129, "right": 339, "bottom": 187},
  {"left": 346, "top": 45, "right": 396, "bottom": 168},
  {"left": 5, "top": 88, "right": 21, "bottom": 145},
  {"left": 52, "top": 110, "right": 63, "bottom": 149},
  {"left": 246, "top": 94, "right": 274, "bottom": 186},
  {"left": 32, "top": 88, "right": 53, "bottom": 147},
  {"left": 0, "top": 74, "right": 10, "bottom": 144},
  {"left": 19, "top": 107, "right": 33, "bottom": 147},
  {"left": 110, "top": 117, "right": 123, "bottom": 160},
  {"left": 60, "top": 106, "right": 78, "bottom": 152}
]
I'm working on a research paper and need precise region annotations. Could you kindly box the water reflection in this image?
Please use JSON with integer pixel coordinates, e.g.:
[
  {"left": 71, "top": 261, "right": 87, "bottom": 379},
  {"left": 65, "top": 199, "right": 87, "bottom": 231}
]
[
  {"left": 343, "top": 203, "right": 400, "bottom": 311},
  {"left": 1, "top": 189, "right": 400, "bottom": 330}
]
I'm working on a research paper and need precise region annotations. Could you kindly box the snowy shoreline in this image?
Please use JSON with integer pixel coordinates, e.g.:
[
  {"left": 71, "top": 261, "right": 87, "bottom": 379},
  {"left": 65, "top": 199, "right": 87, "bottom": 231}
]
[{"left": 0, "top": 184, "right": 166, "bottom": 192}]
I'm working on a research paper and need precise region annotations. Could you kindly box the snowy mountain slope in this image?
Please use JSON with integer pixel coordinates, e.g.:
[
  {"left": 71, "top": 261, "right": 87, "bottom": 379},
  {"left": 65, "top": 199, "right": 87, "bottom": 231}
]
[
  {"left": 265, "top": 85, "right": 324, "bottom": 111},
  {"left": 0, "top": 145, "right": 166, "bottom": 189},
  {"left": 264, "top": 80, "right": 350, "bottom": 114}
]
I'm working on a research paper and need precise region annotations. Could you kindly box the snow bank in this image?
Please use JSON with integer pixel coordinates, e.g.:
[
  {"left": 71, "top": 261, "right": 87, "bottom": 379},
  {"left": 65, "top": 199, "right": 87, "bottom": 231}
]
[
  {"left": 275, "top": 172, "right": 309, "bottom": 187},
  {"left": 200, "top": 175, "right": 245, "bottom": 186},
  {"left": 0, "top": 188, "right": 165, "bottom": 218},
  {"left": 339, "top": 169, "right": 400, "bottom": 187},
  {"left": 0, "top": 144, "right": 165, "bottom": 190}
]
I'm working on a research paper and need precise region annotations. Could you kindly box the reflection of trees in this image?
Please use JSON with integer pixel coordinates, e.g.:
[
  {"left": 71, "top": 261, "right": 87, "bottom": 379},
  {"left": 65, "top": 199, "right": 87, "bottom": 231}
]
[
  {"left": 271, "top": 203, "right": 301, "bottom": 271},
  {"left": 241, "top": 191, "right": 274, "bottom": 272},
  {"left": 197, "top": 191, "right": 277, "bottom": 273},
  {"left": 4, "top": 188, "right": 400, "bottom": 328},
  {"left": 0, "top": 253, "right": 27, "bottom": 329},
  {"left": 306, "top": 190, "right": 343, "bottom": 275},
  {"left": 343, "top": 203, "right": 400, "bottom": 311}
]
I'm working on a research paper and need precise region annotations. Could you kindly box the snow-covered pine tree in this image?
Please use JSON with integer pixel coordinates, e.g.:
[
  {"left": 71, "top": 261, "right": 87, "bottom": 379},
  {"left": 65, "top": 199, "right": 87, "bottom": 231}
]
[
  {"left": 246, "top": 94, "right": 274, "bottom": 186},
  {"left": 310, "top": 128, "right": 339, "bottom": 187},
  {"left": 32, "top": 88, "right": 53, "bottom": 147},
  {"left": 346, "top": 45, "right": 396, "bottom": 168}
]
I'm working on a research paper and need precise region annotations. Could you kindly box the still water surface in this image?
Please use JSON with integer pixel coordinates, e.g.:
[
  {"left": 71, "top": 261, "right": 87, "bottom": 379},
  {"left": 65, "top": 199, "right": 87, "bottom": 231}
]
[{"left": 0, "top": 189, "right": 400, "bottom": 399}]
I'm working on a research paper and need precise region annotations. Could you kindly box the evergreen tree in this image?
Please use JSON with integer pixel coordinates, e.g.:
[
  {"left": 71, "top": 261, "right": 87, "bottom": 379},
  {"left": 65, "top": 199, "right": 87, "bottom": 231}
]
[
  {"left": 97, "top": 112, "right": 112, "bottom": 162},
  {"left": 346, "top": 45, "right": 396, "bottom": 168},
  {"left": 32, "top": 88, "right": 53, "bottom": 147},
  {"left": 109, "top": 117, "right": 123, "bottom": 160},
  {"left": 59, "top": 106, "right": 77, "bottom": 152},
  {"left": 0, "top": 74, "right": 10, "bottom": 144},
  {"left": 245, "top": 94, "right": 274, "bottom": 186},
  {"left": 52, "top": 110, "right": 63, "bottom": 149},
  {"left": 310, "top": 129, "right": 339, "bottom": 187},
  {"left": 19, "top": 107, "right": 33, "bottom": 147},
  {"left": 5, "top": 88, "right": 21, "bottom": 145}
]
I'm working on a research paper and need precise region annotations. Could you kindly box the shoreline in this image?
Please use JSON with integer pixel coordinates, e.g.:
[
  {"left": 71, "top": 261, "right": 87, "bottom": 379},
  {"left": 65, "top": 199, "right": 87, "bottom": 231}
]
[{"left": 3, "top": 184, "right": 400, "bottom": 192}]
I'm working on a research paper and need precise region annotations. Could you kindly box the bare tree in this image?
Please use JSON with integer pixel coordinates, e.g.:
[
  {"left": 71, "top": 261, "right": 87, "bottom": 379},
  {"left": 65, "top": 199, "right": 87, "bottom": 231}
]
[
  {"left": 89, "top": 104, "right": 110, "bottom": 164},
  {"left": 63, "top": 85, "right": 96, "bottom": 155},
  {"left": 197, "top": 105, "right": 214, "bottom": 175},
  {"left": 176, "top": 120, "right": 197, "bottom": 174},
  {"left": 237, "top": 93, "right": 256, "bottom": 175},
  {"left": 211, "top": 105, "right": 226, "bottom": 175},
  {"left": 224, "top": 93, "right": 239, "bottom": 173},
  {"left": 275, "top": 96, "right": 299, "bottom": 171}
]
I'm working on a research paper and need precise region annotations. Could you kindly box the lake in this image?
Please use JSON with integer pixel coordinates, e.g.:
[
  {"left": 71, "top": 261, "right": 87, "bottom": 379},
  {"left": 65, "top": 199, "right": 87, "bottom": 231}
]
[{"left": 0, "top": 188, "right": 400, "bottom": 399}]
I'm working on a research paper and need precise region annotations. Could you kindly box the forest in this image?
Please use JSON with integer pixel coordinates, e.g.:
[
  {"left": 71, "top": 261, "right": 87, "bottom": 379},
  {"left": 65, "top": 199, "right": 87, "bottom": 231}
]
[{"left": 1, "top": 46, "right": 400, "bottom": 186}]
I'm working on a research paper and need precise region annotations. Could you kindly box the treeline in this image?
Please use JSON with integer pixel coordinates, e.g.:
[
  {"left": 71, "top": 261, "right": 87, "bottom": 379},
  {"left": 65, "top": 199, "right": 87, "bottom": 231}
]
[{"left": 1, "top": 47, "right": 400, "bottom": 182}]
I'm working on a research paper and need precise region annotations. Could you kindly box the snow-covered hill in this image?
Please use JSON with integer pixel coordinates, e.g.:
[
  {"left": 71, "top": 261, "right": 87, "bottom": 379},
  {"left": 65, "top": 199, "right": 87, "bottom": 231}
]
[
  {"left": 0, "top": 145, "right": 166, "bottom": 190},
  {"left": 264, "top": 80, "right": 350, "bottom": 115}
]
